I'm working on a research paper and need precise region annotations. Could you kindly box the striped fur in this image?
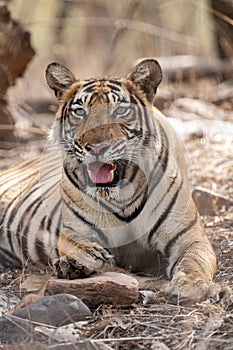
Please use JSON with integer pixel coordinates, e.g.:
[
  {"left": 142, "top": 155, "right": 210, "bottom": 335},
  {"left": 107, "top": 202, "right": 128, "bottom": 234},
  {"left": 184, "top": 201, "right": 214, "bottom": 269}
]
[{"left": 0, "top": 60, "right": 216, "bottom": 301}]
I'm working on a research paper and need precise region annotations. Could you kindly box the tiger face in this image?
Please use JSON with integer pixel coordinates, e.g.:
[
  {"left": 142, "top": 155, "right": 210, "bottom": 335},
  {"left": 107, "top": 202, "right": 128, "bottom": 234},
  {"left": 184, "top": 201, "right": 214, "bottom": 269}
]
[{"left": 46, "top": 60, "right": 162, "bottom": 197}]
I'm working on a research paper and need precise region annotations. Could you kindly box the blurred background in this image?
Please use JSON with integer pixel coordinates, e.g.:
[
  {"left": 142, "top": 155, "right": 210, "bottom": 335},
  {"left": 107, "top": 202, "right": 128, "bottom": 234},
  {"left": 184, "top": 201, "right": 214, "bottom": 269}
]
[{"left": 9, "top": 0, "right": 232, "bottom": 98}]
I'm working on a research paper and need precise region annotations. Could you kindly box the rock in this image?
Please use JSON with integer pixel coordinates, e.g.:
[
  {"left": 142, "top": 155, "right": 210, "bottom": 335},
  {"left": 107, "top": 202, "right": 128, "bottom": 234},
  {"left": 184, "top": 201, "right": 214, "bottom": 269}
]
[
  {"left": 47, "top": 272, "right": 139, "bottom": 307},
  {"left": 0, "top": 294, "right": 91, "bottom": 345},
  {"left": 193, "top": 186, "right": 233, "bottom": 216},
  {"left": 12, "top": 294, "right": 91, "bottom": 327},
  {"left": 0, "top": 315, "right": 32, "bottom": 344}
]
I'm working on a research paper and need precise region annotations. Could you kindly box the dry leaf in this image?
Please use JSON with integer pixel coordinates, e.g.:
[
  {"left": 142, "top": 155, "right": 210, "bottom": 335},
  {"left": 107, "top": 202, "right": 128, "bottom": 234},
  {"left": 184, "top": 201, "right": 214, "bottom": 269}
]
[
  {"left": 9, "top": 293, "right": 41, "bottom": 314},
  {"left": 20, "top": 271, "right": 53, "bottom": 295},
  {"left": 193, "top": 186, "right": 233, "bottom": 216}
]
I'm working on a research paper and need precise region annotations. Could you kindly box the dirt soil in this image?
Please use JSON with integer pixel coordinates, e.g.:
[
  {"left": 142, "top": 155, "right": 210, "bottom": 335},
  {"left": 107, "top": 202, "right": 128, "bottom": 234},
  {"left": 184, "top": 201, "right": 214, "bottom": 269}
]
[{"left": 0, "top": 77, "right": 232, "bottom": 349}]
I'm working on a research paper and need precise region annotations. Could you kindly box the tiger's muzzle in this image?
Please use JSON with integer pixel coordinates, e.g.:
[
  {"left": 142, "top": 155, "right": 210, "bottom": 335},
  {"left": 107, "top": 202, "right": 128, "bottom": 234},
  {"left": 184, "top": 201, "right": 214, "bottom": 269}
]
[{"left": 82, "top": 142, "right": 122, "bottom": 187}]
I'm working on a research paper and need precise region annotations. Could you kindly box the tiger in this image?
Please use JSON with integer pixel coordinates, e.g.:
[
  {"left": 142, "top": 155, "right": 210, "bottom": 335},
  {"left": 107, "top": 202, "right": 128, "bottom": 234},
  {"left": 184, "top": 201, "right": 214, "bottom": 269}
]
[{"left": 0, "top": 59, "right": 218, "bottom": 302}]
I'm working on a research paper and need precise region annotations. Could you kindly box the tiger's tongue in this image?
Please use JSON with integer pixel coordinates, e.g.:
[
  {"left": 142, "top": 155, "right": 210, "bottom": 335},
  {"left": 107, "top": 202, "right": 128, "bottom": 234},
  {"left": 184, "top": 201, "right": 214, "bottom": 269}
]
[{"left": 87, "top": 162, "right": 116, "bottom": 184}]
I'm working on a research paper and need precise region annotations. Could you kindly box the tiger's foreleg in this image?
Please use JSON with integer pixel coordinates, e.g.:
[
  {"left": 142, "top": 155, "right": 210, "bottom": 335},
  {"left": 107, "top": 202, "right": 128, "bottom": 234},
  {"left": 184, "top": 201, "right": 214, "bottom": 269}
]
[
  {"left": 54, "top": 230, "right": 114, "bottom": 279},
  {"left": 165, "top": 217, "right": 218, "bottom": 302}
]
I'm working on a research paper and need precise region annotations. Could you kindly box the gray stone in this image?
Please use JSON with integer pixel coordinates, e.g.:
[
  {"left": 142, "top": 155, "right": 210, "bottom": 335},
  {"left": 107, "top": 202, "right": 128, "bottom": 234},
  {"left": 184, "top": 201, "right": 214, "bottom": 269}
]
[
  {"left": 0, "top": 315, "right": 32, "bottom": 344},
  {"left": 13, "top": 294, "right": 91, "bottom": 327}
]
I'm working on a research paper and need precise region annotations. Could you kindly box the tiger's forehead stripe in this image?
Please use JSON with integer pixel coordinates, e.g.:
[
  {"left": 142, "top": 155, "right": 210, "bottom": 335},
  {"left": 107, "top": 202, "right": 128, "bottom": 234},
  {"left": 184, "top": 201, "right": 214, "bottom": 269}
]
[
  {"left": 72, "top": 91, "right": 120, "bottom": 107},
  {"left": 69, "top": 79, "right": 131, "bottom": 107},
  {"left": 81, "top": 78, "right": 122, "bottom": 93}
]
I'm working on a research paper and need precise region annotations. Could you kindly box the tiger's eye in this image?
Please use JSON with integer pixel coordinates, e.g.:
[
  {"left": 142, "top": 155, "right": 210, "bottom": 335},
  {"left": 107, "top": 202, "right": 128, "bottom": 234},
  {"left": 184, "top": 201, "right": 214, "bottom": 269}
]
[
  {"left": 114, "top": 105, "right": 131, "bottom": 117},
  {"left": 116, "top": 106, "right": 127, "bottom": 114},
  {"left": 72, "top": 108, "right": 86, "bottom": 119}
]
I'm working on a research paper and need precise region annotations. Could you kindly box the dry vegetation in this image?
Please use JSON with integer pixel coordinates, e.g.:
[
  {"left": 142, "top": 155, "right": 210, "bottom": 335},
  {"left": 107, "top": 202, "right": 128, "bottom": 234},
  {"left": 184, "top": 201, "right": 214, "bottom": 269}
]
[{"left": 0, "top": 0, "right": 233, "bottom": 349}]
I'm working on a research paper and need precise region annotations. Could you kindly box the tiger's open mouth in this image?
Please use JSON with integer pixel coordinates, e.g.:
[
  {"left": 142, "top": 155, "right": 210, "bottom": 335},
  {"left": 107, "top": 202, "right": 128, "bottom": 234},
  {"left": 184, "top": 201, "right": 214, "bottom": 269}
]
[{"left": 85, "top": 161, "right": 119, "bottom": 187}]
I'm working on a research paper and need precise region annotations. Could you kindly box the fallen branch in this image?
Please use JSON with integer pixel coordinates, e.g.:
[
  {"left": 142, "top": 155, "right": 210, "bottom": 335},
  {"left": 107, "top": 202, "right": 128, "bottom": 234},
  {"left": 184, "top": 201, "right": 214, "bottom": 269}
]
[{"left": 154, "top": 55, "right": 233, "bottom": 81}]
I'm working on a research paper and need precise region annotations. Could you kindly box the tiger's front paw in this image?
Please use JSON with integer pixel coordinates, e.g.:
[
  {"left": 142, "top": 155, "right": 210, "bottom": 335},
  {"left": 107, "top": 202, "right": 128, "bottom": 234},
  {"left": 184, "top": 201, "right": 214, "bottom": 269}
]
[
  {"left": 166, "top": 271, "right": 223, "bottom": 304},
  {"left": 54, "top": 243, "right": 114, "bottom": 279},
  {"left": 54, "top": 256, "right": 92, "bottom": 279}
]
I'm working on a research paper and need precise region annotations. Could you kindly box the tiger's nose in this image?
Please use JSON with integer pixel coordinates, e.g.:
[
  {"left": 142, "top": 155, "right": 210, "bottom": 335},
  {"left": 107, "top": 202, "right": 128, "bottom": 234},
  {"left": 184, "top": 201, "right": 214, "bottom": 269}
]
[{"left": 85, "top": 143, "right": 109, "bottom": 155}]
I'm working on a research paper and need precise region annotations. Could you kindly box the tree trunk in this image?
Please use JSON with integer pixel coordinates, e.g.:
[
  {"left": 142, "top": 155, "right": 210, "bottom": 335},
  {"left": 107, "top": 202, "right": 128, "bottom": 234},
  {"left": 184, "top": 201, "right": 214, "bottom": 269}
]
[
  {"left": 0, "top": 2, "right": 35, "bottom": 147},
  {"left": 211, "top": 0, "right": 233, "bottom": 59}
]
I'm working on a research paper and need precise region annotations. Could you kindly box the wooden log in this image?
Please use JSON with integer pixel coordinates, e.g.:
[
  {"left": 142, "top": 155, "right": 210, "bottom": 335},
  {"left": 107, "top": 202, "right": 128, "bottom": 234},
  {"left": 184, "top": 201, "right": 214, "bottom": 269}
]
[
  {"left": 153, "top": 55, "right": 233, "bottom": 82},
  {"left": 47, "top": 272, "right": 139, "bottom": 307},
  {"left": 211, "top": 0, "right": 233, "bottom": 59}
]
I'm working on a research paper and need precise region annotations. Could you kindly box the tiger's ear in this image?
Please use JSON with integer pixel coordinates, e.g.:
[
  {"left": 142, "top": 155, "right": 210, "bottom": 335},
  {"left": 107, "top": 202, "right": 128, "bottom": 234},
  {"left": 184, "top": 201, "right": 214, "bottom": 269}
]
[
  {"left": 45, "top": 62, "right": 77, "bottom": 100},
  {"left": 127, "top": 59, "right": 162, "bottom": 102}
]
